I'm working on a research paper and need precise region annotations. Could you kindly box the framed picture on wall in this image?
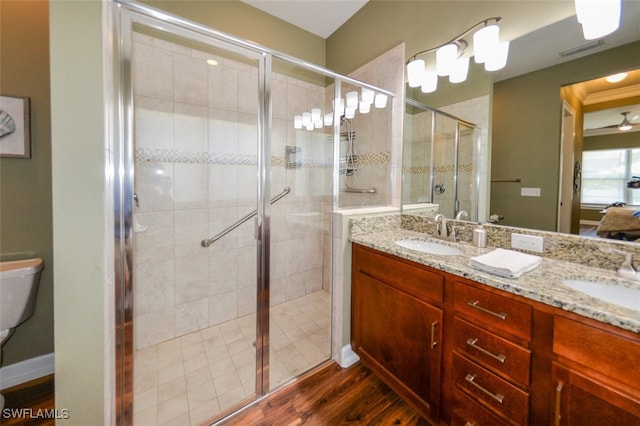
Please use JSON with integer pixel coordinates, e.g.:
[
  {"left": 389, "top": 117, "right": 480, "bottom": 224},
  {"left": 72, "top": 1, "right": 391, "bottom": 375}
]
[{"left": 0, "top": 95, "right": 31, "bottom": 158}]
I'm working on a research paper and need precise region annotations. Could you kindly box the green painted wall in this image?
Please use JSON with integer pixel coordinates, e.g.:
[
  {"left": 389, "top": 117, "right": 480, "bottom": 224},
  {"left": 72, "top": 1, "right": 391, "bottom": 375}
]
[
  {"left": 492, "top": 41, "right": 640, "bottom": 231},
  {"left": 50, "top": 0, "right": 107, "bottom": 422},
  {"left": 0, "top": 0, "right": 54, "bottom": 367}
]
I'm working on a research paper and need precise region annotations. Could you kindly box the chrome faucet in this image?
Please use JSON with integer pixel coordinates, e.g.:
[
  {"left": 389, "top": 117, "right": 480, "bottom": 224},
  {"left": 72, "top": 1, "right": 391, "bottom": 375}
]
[
  {"left": 455, "top": 210, "right": 469, "bottom": 220},
  {"left": 601, "top": 247, "right": 640, "bottom": 281},
  {"left": 432, "top": 214, "right": 458, "bottom": 242}
]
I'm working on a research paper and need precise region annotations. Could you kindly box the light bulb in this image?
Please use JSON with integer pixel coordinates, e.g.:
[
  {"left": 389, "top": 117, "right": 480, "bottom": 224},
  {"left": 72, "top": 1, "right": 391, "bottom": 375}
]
[
  {"left": 374, "top": 93, "right": 388, "bottom": 108},
  {"left": 575, "top": 0, "right": 620, "bottom": 40},
  {"left": 421, "top": 70, "right": 438, "bottom": 93},
  {"left": 436, "top": 44, "right": 458, "bottom": 76},
  {"left": 346, "top": 91, "right": 359, "bottom": 108},
  {"left": 449, "top": 57, "right": 469, "bottom": 83},
  {"left": 484, "top": 41, "right": 509, "bottom": 71},
  {"left": 407, "top": 59, "right": 426, "bottom": 87},
  {"left": 361, "top": 87, "right": 375, "bottom": 104},
  {"left": 345, "top": 106, "right": 356, "bottom": 119},
  {"left": 302, "top": 112, "right": 311, "bottom": 125},
  {"left": 333, "top": 98, "right": 345, "bottom": 117},
  {"left": 324, "top": 113, "right": 333, "bottom": 126},
  {"left": 605, "top": 72, "right": 628, "bottom": 83},
  {"left": 359, "top": 101, "right": 371, "bottom": 114},
  {"left": 473, "top": 24, "right": 499, "bottom": 64},
  {"left": 294, "top": 115, "right": 302, "bottom": 129},
  {"left": 311, "top": 108, "right": 321, "bottom": 121}
]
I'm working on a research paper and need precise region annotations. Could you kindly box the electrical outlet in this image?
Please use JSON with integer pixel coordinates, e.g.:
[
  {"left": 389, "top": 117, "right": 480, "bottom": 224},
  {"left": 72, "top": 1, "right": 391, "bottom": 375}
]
[
  {"left": 511, "top": 233, "right": 544, "bottom": 253},
  {"left": 521, "top": 187, "right": 541, "bottom": 197}
]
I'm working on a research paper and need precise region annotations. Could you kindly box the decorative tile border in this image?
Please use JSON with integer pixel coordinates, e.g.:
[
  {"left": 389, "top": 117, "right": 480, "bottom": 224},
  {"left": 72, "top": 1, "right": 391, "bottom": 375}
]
[
  {"left": 403, "top": 163, "right": 473, "bottom": 175},
  {"left": 136, "top": 147, "right": 390, "bottom": 169}
]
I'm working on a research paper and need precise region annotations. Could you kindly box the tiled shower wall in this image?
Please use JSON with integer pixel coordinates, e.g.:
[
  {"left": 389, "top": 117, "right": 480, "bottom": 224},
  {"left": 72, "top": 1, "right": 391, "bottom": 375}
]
[
  {"left": 403, "top": 95, "right": 490, "bottom": 221},
  {"left": 132, "top": 32, "right": 332, "bottom": 350},
  {"left": 336, "top": 43, "right": 404, "bottom": 209},
  {"left": 440, "top": 95, "right": 490, "bottom": 222}
]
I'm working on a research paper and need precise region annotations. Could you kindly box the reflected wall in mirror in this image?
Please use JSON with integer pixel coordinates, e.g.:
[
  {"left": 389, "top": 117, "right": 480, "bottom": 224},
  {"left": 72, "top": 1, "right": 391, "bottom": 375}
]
[
  {"left": 405, "top": 5, "right": 640, "bottom": 233},
  {"left": 402, "top": 97, "right": 490, "bottom": 223}
]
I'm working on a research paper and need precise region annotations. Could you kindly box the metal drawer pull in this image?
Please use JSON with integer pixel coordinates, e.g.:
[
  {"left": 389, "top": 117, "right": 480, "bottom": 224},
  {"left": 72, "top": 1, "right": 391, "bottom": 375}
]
[
  {"left": 465, "top": 374, "right": 505, "bottom": 403},
  {"left": 467, "top": 300, "right": 507, "bottom": 320},
  {"left": 466, "top": 338, "right": 506, "bottom": 363},
  {"left": 555, "top": 381, "right": 564, "bottom": 426},
  {"left": 430, "top": 321, "right": 439, "bottom": 349}
]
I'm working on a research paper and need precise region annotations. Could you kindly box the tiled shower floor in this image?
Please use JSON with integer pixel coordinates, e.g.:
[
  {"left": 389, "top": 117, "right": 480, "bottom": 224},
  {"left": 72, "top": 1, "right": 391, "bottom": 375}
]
[{"left": 132, "top": 290, "right": 331, "bottom": 425}]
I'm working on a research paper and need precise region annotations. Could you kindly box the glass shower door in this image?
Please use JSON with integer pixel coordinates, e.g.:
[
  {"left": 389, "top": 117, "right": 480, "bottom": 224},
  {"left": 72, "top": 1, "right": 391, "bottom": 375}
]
[
  {"left": 128, "top": 20, "right": 266, "bottom": 425},
  {"left": 432, "top": 114, "right": 458, "bottom": 218},
  {"left": 456, "top": 123, "right": 479, "bottom": 219}
]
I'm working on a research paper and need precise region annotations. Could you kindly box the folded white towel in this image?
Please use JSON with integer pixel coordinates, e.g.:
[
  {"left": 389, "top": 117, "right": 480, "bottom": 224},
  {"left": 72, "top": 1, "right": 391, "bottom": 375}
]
[{"left": 468, "top": 248, "right": 542, "bottom": 278}]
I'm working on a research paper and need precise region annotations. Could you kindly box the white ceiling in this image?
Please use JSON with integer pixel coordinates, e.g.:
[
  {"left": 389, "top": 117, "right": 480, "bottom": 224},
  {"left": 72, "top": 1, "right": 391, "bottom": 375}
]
[{"left": 242, "top": 0, "right": 369, "bottom": 39}]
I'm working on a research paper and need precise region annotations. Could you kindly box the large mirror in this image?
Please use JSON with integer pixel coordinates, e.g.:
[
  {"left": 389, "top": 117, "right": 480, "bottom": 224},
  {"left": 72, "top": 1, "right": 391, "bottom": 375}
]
[{"left": 402, "top": 3, "right": 640, "bottom": 235}]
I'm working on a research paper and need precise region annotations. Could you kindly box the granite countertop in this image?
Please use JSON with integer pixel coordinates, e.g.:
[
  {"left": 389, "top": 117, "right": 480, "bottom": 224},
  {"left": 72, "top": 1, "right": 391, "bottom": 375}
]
[{"left": 351, "top": 228, "right": 640, "bottom": 334}]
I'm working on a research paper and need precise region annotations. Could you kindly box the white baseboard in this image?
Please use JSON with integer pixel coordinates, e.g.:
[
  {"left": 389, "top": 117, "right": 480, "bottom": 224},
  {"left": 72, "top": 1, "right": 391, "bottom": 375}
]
[
  {"left": 338, "top": 344, "right": 360, "bottom": 368},
  {"left": 0, "top": 353, "right": 54, "bottom": 390}
]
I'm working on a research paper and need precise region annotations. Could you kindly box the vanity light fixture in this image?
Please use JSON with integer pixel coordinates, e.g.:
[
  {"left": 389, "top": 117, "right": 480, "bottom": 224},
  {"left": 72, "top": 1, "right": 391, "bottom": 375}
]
[
  {"left": 619, "top": 112, "right": 632, "bottom": 131},
  {"left": 406, "top": 17, "right": 508, "bottom": 93},
  {"left": 575, "top": 0, "right": 620, "bottom": 40},
  {"left": 606, "top": 72, "right": 628, "bottom": 83}
]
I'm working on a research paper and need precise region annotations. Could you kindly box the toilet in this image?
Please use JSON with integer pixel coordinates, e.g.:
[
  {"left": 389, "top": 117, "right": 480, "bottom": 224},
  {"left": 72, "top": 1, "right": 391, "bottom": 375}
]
[{"left": 0, "top": 258, "right": 44, "bottom": 409}]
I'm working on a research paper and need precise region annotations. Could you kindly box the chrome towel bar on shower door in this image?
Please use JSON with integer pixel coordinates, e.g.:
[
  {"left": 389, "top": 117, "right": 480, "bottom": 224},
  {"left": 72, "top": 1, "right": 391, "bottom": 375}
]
[{"left": 201, "top": 186, "right": 291, "bottom": 248}]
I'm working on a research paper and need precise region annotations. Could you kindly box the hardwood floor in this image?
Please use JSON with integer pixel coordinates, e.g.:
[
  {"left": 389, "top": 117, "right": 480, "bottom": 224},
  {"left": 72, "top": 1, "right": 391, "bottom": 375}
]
[
  {"left": 1, "top": 374, "right": 55, "bottom": 426},
  {"left": 217, "top": 361, "right": 432, "bottom": 426},
  {"left": 1, "top": 362, "right": 431, "bottom": 426}
]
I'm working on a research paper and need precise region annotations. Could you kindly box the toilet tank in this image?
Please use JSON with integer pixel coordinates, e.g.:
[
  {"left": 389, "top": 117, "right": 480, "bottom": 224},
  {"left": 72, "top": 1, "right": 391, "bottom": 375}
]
[{"left": 0, "top": 258, "right": 44, "bottom": 328}]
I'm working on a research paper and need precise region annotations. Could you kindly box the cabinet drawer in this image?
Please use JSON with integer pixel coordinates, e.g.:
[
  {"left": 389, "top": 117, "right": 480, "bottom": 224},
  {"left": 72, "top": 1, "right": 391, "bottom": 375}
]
[
  {"left": 354, "top": 245, "right": 444, "bottom": 303},
  {"left": 452, "top": 390, "right": 513, "bottom": 426},
  {"left": 554, "top": 315, "right": 640, "bottom": 390},
  {"left": 453, "top": 353, "right": 529, "bottom": 425},
  {"left": 454, "top": 281, "right": 532, "bottom": 341},
  {"left": 453, "top": 317, "right": 531, "bottom": 387}
]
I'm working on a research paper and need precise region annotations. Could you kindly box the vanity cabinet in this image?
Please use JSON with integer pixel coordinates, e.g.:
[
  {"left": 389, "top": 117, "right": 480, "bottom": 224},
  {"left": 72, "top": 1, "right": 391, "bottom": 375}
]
[
  {"left": 351, "top": 244, "right": 444, "bottom": 421},
  {"left": 451, "top": 280, "right": 533, "bottom": 425},
  {"left": 351, "top": 243, "right": 639, "bottom": 426},
  {"left": 552, "top": 315, "right": 640, "bottom": 425}
]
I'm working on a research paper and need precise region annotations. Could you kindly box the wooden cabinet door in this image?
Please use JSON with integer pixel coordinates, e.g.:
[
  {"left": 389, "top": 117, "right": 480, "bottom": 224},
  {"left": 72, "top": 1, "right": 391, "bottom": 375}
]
[
  {"left": 353, "top": 271, "right": 443, "bottom": 420},
  {"left": 552, "top": 363, "right": 640, "bottom": 426}
]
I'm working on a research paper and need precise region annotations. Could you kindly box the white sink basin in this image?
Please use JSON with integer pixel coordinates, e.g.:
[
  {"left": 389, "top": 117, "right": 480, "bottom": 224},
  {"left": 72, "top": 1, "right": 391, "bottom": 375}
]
[
  {"left": 395, "top": 239, "right": 463, "bottom": 256},
  {"left": 561, "top": 279, "right": 640, "bottom": 312}
]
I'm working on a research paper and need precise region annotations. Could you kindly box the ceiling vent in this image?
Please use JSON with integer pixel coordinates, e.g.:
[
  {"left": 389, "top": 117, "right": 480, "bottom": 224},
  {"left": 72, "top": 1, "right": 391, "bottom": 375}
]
[{"left": 559, "top": 39, "right": 604, "bottom": 57}]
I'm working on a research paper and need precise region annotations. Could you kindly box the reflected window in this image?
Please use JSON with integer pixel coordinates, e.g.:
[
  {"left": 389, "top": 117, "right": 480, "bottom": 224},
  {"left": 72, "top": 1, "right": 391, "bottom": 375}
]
[{"left": 581, "top": 148, "right": 640, "bottom": 206}]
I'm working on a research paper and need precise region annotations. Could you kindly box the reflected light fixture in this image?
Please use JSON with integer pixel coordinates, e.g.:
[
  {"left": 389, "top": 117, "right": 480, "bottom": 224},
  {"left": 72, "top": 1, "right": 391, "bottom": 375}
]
[
  {"left": 606, "top": 72, "right": 628, "bottom": 83},
  {"left": 619, "top": 112, "right": 632, "bottom": 131},
  {"left": 292, "top": 86, "right": 389, "bottom": 131},
  {"left": 575, "top": 0, "right": 621, "bottom": 40},
  {"left": 406, "top": 17, "right": 508, "bottom": 93}
]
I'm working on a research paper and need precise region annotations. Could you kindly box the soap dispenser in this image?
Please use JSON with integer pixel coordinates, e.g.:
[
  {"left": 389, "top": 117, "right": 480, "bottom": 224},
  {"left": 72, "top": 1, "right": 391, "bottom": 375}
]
[{"left": 473, "top": 224, "right": 487, "bottom": 248}]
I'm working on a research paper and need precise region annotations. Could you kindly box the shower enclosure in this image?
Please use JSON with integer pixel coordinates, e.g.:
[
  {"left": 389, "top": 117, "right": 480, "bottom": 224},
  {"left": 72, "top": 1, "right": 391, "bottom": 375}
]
[
  {"left": 402, "top": 98, "right": 481, "bottom": 221},
  {"left": 112, "top": 2, "right": 393, "bottom": 425}
]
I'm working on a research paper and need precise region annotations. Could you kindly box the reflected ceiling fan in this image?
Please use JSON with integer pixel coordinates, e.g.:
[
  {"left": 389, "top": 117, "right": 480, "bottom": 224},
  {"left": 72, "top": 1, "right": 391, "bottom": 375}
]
[
  {"left": 589, "top": 111, "right": 640, "bottom": 131},
  {"left": 617, "top": 111, "right": 636, "bottom": 131}
]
